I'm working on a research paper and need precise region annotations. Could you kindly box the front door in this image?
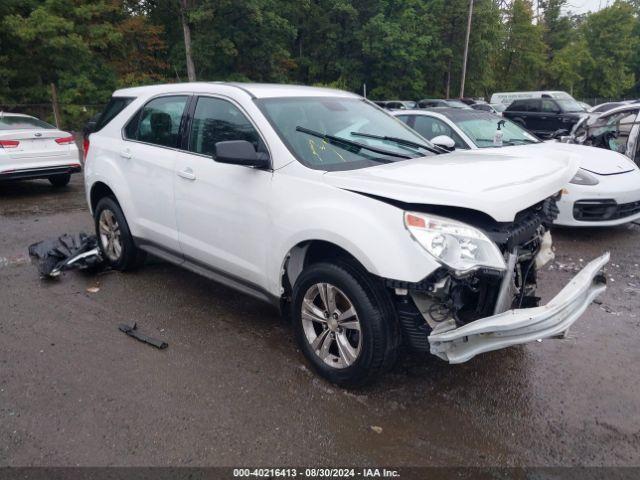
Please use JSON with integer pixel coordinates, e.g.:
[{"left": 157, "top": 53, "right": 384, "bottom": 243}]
[{"left": 174, "top": 95, "right": 273, "bottom": 291}]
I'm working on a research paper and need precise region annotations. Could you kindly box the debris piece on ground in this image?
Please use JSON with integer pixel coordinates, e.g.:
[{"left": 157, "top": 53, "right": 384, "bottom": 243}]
[
  {"left": 599, "top": 304, "right": 621, "bottom": 316},
  {"left": 0, "top": 255, "right": 30, "bottom": 269},
  {"left": 28, "top": 233, "right": 104, "bottom": 278},
  {"left": 370, "top": 426, "right": 383, "bottom": 434},
  {"left": 86, "top": 286, "right": 100, "bottom": 293},
  {"left": 118, "top": 322, "right": 168, "bottom": 349}
]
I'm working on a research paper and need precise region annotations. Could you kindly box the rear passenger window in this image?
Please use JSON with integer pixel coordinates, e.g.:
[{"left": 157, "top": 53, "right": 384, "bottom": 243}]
[
  {"left": 188, "top": 97, "right": 261, "bottom": 157},
  {"left": 525, "top": 99, "right": 540, "bottom": 112},
  {"left": 125, "top": 96, "right": 188, "bottom": 148},
  {"left": 509, "top": 99, "right": 538, "bottom": 112}
]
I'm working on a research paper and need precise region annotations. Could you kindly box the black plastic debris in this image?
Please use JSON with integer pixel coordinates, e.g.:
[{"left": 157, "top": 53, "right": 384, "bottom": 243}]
[
  {"left": 118, "top": 322, "right": 168, "bottom": 349},
  {"left": 28, "top": 232, "right": 104, "bottom": 278}
]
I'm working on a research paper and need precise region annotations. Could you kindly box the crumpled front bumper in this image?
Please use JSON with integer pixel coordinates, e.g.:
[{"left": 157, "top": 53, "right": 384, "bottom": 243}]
[{"left": 428, "top": 252, "right": 610, "bottom": 364}]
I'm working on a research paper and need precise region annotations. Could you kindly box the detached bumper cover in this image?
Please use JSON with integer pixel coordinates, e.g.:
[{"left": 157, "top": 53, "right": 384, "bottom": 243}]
[{"left": 429, "top": 252, "right": 610, "bottom": 363}]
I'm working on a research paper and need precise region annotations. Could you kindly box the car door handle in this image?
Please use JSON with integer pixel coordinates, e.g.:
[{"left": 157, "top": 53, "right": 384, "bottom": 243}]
[
  {"left": 540, "top": 116, "right": 548, "bottom": 120},
  {"left": 119, "top": 149, "right": 132, "bottom": 159},
  {"left": 178, "top": 168, "right": 196, "bottom": 181}
]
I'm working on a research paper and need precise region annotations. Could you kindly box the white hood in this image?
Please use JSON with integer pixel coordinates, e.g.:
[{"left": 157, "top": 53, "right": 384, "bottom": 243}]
[
  {"left": 324, "top": 147, "right": 578, "bottom": 222},
  {"left": 539, "top": 142, "right": 636, "bottom": 175}
]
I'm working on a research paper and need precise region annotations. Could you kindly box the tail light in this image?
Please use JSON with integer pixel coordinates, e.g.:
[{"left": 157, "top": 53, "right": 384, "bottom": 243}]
[
  {"left": 0, "top": 140, "right": 20, "bottom": 148},
  {"left": 55, "top": 135, "right": 75, "bottom": 145},
  {"left": 83, "top": 136, "right": 90, "bottom": 161}
]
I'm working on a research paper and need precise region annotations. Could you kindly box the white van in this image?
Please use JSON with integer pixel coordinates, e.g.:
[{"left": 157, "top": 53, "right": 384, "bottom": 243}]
[{"left": 490, "top": 91, "right": 575, "bottom": 107}]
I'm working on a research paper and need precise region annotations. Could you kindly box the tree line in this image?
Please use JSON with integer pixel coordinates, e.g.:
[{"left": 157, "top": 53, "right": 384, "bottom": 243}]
[{"left": 1, "top": 0, "right": 639, "bottom": 127}]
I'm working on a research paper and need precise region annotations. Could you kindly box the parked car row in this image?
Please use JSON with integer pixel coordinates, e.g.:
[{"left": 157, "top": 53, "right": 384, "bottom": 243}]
[{"left": 376, "top": 90, "right": 591, "bottom": 134}]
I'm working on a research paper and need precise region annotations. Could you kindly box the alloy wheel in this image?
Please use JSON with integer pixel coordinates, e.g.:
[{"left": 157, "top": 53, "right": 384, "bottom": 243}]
[
  {"left": 301, "top": 283, "right": 362, "bottom": 369},
  {"left": 98, "top": 209, "right": 122, "bottom": 262}
]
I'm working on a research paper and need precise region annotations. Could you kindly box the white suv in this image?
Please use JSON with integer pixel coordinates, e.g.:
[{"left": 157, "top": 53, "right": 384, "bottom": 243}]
[{"left": 84, "top": 83, "right": 609, "bottom": 386}]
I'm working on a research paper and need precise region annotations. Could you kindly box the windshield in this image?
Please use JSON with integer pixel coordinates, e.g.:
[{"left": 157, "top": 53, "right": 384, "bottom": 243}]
[
  {"left": 0, "top": 116, "right": 55, "bottom": 130},
  {"left": 556, "top": 99, "right": 584, "bottom": 113},
  {"left": 257, "top": 97, "right": 435, "bottom": 170},
  {"left": 454, "top": 116, "right": 540, "bottom": 148}
]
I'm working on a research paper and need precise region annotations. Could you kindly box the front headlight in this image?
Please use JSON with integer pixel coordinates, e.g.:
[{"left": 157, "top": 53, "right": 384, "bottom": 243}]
[
  {"left": 404, "top": 212, "right": 506, "bottom": 273},
  {"left": 570, "top": 169, "right": 599, "bottom": 186}
]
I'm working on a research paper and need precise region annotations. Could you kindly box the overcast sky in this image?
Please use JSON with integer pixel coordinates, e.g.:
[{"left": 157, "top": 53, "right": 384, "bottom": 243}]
[{"left": 562, "top": 0, "right": 610, "bottom": 14}]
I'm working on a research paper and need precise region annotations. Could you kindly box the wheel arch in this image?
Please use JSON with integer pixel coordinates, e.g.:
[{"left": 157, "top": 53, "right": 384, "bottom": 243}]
[
  {"left": 280, "top": 239, "right": 377, "bottom": 300},
  {"left": 89, "top": 181, "right": 118, "bottom": 213}
]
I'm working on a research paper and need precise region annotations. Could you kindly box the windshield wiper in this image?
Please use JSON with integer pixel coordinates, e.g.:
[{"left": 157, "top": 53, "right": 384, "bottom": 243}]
[
  {"left": 351, "top": 132, "right": 449, "bottom": 154},
  {"left": 350, "top": 131, "right": 446, "bottom": 154},
  {"left": 295, "top": 126, "right": 412, "bottom": 159}
]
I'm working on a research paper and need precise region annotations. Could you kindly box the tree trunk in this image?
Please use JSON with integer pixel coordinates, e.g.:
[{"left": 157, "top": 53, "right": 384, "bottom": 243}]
[
  {"left": 179, "top": 0, "right": 196, "bottom": 82},
  {"left": 50, "top": 83, "right": 62, "bottom": 129},
  {"left": 445, "top": 59, "right": 451, "bottom": 98}
]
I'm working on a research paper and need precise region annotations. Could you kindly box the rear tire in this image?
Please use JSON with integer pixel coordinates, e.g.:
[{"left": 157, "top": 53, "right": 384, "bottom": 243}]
[
  {"left": 49, "top": 174, "right": 71, "bottom": 187},
  {"left": 291, "top": 259, "right": 398, "bottom": 387},
  {"left": 94, "top": 196, "right": 146, "bottom": 271}
]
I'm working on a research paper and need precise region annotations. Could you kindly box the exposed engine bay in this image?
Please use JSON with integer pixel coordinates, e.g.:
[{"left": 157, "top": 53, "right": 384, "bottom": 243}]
[{"left": 386, "top": 195, "right": 561, "bottom": 351}]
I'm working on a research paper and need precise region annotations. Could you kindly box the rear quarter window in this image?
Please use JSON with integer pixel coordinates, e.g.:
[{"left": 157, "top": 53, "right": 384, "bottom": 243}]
[{"left": 94, "top": 97, "right": 135, "bottom": 132}]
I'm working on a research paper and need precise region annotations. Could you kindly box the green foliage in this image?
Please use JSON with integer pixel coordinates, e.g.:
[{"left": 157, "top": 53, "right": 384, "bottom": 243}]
[
  {"left": 578, "top": 1, "right": 638, "bottom": 97},
  {"left": 494, "top": 0, "right": 547, "bottom": 91},
  {"left": 1, "top": 0, "right": 639, "bottom": 129}
]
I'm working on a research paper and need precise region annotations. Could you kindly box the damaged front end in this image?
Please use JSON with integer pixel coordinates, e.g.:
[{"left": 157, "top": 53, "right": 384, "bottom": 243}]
[{"left": 388, "top": 195, "right": 609, "bottom": 362}]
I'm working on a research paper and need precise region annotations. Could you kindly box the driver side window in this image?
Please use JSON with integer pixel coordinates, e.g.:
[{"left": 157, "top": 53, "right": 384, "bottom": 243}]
[
  {"left": 412, "top": 116, "right": 466, "bottom": 149},
  {"left": 603, "top": 110, "right": 638, "bottom": 154},
  {"left": 188, "top": 97, "right": 261, "bottom": 157}
]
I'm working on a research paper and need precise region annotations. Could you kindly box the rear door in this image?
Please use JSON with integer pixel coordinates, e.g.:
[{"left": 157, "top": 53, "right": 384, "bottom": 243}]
[{"left": 120, "top": 95, "right": 190, "bottom": 253}]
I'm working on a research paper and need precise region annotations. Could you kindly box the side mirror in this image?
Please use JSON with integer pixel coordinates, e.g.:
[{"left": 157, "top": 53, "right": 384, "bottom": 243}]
[
  {"left": 214, "top": 140, "right": 269, "bottom": 168},
  {"left": 431, "top": 135, "right": 456, "bottom": 150}
]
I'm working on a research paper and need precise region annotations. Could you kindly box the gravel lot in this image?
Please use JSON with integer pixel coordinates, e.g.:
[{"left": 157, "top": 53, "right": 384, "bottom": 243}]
[{"left": 1, "top": 175, "right": 639, "bottom": 467}]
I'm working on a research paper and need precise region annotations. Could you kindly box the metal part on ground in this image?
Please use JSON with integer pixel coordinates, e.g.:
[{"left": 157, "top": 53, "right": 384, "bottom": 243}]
[{"left": 118, "top": 322, "right": 168, "bottom": 349}]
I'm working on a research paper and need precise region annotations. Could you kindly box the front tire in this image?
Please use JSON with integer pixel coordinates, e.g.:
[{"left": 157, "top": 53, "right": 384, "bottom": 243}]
[
  {"left": 291, "top": 260, "right": 398, "bottom": 387},
  {"left": 94, "top": 196, "right": 146, "bottom": 271},
  {"left": 49, "top": 174, "right": 71, "bottom": 187}
]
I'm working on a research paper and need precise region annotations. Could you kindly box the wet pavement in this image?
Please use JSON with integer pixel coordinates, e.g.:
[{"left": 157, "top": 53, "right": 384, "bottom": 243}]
[{"left": 1, "top": 175, "right": 639, "bottom": 467}]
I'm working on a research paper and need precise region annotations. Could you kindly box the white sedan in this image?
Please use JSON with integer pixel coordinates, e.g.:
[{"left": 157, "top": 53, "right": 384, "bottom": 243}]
[
  {"left": 0, "top": 113, "right": 81, "bottom": 186},
  {"left": 394, "top": 108, "right": 640, "bottom": 227}
]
